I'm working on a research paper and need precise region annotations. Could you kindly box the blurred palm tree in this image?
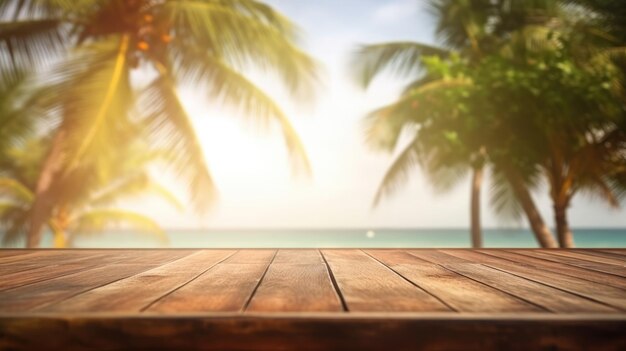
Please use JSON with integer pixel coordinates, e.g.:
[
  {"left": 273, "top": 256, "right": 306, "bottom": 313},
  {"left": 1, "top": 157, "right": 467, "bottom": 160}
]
[
  {"left": 352, "top": 0, "right": 567, "bottom": 248},
  {"left": 0, "top": 137, "right": 179, "bottom": 247},
  {"left": 353, "top": 0, "right": 626, "bottom": 248},
  {"left": 0, "top": 0, "right": 318, "bottom": 247}
]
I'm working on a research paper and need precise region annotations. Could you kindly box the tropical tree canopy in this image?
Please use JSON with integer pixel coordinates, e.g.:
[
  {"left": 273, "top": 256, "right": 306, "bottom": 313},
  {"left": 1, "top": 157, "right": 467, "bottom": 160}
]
[
  {"left": 0, "top": 0, "right": 319, "bottom": 246},
  {"left": 352, "top": 0, "right": 626, "bottom": 248},
  {"left": 0, "top": 136, "right": 179, "bottom": 247}
]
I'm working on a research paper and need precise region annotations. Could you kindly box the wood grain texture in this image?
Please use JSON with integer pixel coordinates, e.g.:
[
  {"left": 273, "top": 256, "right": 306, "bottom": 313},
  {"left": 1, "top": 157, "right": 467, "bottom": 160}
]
[
  {"left": 1, "top": 249, "right": 625, "bottom": 350},
  {"left": 475, "top": 250, "right": 626, "bottom": 290},
  {"left": 484, "top": 262, "right": 626, "bottom": 310},
  {"left": 322, "top": 250, "right": 450, "bottom": 312},
  {"left": 512, "top": 250, "right": 626, "bottom": 278},
  {"left": 148, "top": 263, "right": 268, "bottom": 312},
  {"left": 273, "top": 249, "right": 324, "bottom": 264},
  {"left": 601, "top": 250, "right": 626, "bottom": 257},
  {"left": 544, "top": 250, "right": 626, "bottom": 266},
  {"left": 0, "top": 250, "right": 39, "bottom": 258},
  {"left": 39, "top": 250, "right": 235, "bottom": 313},
  {"left": 366, "top": 250, "right": 541, "bottom": 312},
  {"left": 0, "top": 251, "right": 190, "bottom": 291},
  {"left": 0, "top": 263, "right": 159, "bottom": 312},
  {"left": 247, "top": 250, "right": 342, "bottom": 312},
  {"left": 583, "top": 250, "right": 626, "bottom": 260},
  {"left": 444, "top": 263, "right": 618, "bottom": 313},
  {"left": 222, "top": 250, "right": 276, "bottom": 264},
  {"left": 408, "top": 249, "right": 472, "bottom": 264}
]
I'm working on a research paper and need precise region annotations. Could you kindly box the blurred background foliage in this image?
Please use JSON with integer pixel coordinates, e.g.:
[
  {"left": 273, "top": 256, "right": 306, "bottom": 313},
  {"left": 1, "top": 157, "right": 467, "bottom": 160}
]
[{"left": 352, "top": 0, "right": 626, "bottom": 248}]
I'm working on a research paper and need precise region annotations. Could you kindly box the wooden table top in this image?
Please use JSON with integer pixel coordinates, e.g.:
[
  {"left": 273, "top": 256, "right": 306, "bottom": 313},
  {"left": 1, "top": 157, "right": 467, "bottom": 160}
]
[{"left": 0, "top": 248, "right": 625, "bottom": 350}]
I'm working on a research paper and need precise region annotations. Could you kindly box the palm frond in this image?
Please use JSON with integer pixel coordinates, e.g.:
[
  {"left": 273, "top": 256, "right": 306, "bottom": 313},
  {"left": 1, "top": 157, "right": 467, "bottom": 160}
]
[
  {"left": 0, "top": 201, "right": 30, "bottom": 245},
  {"left": 45, "top": 34, "right": 134, "bottom": 180},
  {"left": 364, "top": 77, "right": 470, "bottom": 151},
  {"left": 0, "top": 177, "right": 33, "bottom": 202},
  {"left": 373, "top": 136, "right": 421, "bottom": 207},
  {"left": 140, "top": 74, "right": 217, "bottom": 211},
  {"left": 0, "top": 0, "right": 82, "bottom": 19},
  {"left": 69, "top": 209, "right": 168, "bottom": 245},
  {"left": 162, "top": 0, "right": 318, "bottom": 98},
  {"left": 489, "top": 167, "right": 524, "bottom": 222},
  {"left": 90, "top": 172, "right": 184, "bottom": 211},
  {"left": 351, "top": 42, "right": 450, "bottom": 88},
  {"left": 420, "top": 147, "right": 469, "bottom": 193},
  {"left": 0, "top": 18, "right": 67, "bottom": 71},
  {"left": 0, "top": 68, "right": 39, "bottom": 156},
  {"left": 169, "top": 50, "right": 312, "bottom": 174}
]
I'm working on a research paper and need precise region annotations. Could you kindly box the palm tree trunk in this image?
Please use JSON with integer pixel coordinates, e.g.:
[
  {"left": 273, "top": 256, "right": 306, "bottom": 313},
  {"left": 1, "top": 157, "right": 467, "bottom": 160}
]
[
  {"left": 26, "top": 129, "right": 66, "bottom": 248},
  {"left": 505, "top": 169, "right": 558, "bottom": 248},
  {"left": 554, "top": 203, "right": 575, "bottom": 248},
  {"left": 470, "top": 165, "right": 483, "bottom": 248}
]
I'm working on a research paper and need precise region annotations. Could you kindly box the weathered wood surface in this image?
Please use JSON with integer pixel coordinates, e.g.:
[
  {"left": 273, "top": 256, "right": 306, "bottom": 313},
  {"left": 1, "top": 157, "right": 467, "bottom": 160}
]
[{"left": 0, "top": 248, "right": 625, "bottom": 350}]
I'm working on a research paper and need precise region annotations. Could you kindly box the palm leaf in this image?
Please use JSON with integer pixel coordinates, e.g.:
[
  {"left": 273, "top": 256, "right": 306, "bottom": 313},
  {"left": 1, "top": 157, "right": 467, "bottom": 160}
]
[
  {"left": 168, "top": 50, "right": 312, "bottom": 174},
  {"left": 42, "top": 34, "right": 135, "bottom": 183},
  {"left": 0, "top": 177, "right": 33, "bottom": 202},
  {"left": 351, "top": 42, "right": 450, "bottom": 88},
  {"left": 0, "top": 0, "right": 82, "bottom": 18},
  {"left": 0, "top": 19, "right": 67, "bottom": 71},
  {"left": 90, "top": 172, "right": 184, "bottom": 211},
  {"left": 140, "top": 74, "right": 217, "bottom": 211},
  {"left": 365, "top": 77, "right": 470, "bottom": 151},
  {"left": 69, "top": 209, "right": 169, "bottom": 245},
  {"left": 372, "top": 136, "right": 422, "bottom": 207},
  {"left": 60, "top": 34, "right": 132, "bottom": 172},
  {"left": 162, "top": 0, "right": 318, "bottom": 98},
  {"left": 419, "top": 145, "right": 469, "bottom": 193},
  {"left": 0, "top": 201, "right": 30, "bottom": 245},
  {"left": 489, "top": 167, "right": 524, "bottom": 222}
]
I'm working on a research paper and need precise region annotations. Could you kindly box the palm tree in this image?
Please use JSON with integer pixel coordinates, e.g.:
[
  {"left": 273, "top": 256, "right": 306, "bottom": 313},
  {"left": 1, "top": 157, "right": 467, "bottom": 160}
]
[
  {"left": 352, "top": 0, "right": 564, "bottom": 248},
  {"left": 0, "top": 137, "right": 179, "bottom": 247},
  {"left": 352, "top": 0, "right": 490, "bottom": 248},
  {"left": 494, "top": 1, "right": 626, "bottom": 247},
  {"left": 0, "top": 0, "right": 318, "bottom": 247}
]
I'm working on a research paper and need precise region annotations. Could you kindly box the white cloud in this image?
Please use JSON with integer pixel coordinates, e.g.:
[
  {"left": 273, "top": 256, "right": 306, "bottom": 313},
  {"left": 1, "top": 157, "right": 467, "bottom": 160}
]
[{"left": 372, "top": 0, "right": 420, "bottom": 23}]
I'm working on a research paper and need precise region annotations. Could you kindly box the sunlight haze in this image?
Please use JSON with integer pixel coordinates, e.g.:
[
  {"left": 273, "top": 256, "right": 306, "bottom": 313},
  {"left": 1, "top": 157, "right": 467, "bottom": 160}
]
[{"left": 138, "top": 0, "right": 626, "bottom": 229}]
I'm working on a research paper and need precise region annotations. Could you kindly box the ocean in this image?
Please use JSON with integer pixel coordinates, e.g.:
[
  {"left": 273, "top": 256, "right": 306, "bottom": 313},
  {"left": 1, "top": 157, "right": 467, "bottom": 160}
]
[{"left": 12, "top": 228, "right": 626, "bottom": 248}]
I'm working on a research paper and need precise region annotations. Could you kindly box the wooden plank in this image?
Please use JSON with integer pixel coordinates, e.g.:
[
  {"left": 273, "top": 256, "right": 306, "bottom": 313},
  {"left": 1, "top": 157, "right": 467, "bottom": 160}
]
[
  {"left": 1, "top": 315, "right": 625, "bottom": 351},
  {"left": 247, "top": 250, "right": 342, "bottom": 312},
  {"left": 0, "top": 263, "right": 159, "bottom": 312},
  {"left": 0, "top": 251, "right": 118, "bottom": 276},
  {"left": 273, "top": 249, "right": 324, "bottom": 264},
  {"left": 321, "top": 250, "right": 450, "bottom": 312},
  {"left": 0, "top": 250, "right": 35, "bottom": 258},
  {"left": 0, "top": 250, "right": 115, "bottom": 265},
  {"left": 445, "top": 263, "right": 617, "bottom": 313},
  {"left": 512, "top": 250, "right": 626, "bottom": 278},
  {"left": 40, "top": 250, "right": 235, "bottom": 313},
  {"left": 441, "top": 250, "right": 512, "bottom": 264},
  {"left": 582, "top": 250, "right": 626, "bottom": 260},
  {"left": 222, "top": 250, "right": 276, "bottom": 264},
  {"left": 366, "top": 250, "right": 541, "bottom": 312},
  {"left": 119, "top": 250, "right": 197, "bottom": 264},
  {"left": 600, "top": 249, "right": 626, "bottom": 257},
  {"left": 544, "top": 250, "right": 626, "bottom": 267},
  {"left": 148, "top": 263, "right": 267, "bottom": 312},
  {"left": 484, "top": 262, "right": 626, "bottom": 310},
  {"left": 408, "top": 249, "right": 472, "bottom": 264},
  {"left": 0, "top": 250, "right": 195, "bottom": 291},
  {"left": 0, "top": 264, "right": 99, "bottom": 291},
  {"left": 472, "top": 250, "right": 626, "bottom": 290}
]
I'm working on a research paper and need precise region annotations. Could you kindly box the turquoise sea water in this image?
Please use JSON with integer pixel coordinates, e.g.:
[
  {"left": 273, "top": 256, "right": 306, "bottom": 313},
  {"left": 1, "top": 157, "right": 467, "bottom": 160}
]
[{"left": 10, "top": 228, "right": 626, "bottom": 248}]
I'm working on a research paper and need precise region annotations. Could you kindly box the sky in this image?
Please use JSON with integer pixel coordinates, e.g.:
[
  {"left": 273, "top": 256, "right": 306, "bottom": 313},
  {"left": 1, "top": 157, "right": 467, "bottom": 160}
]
[{"left": 139, "top": 0, "right": 626, "bottom": 229}]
